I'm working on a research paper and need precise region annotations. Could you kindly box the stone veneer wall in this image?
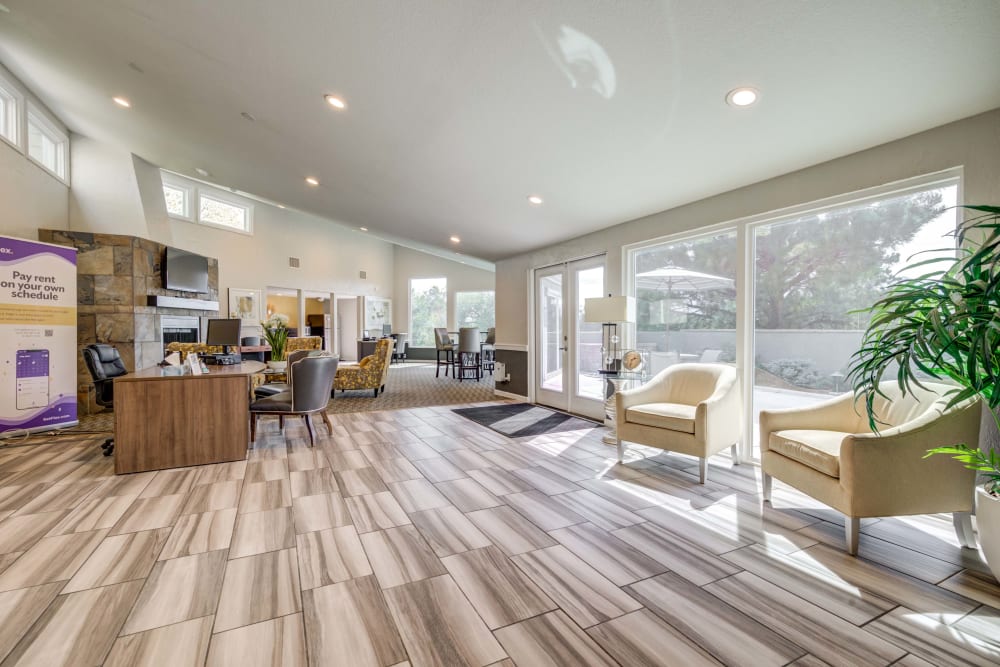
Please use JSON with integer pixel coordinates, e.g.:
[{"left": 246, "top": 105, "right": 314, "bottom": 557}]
[{"left": 38, "top": 229, "right": 219, "bottom": 410}]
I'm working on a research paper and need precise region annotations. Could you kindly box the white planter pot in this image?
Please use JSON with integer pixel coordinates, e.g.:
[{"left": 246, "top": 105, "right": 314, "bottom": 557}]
[
  {"left": 267, "top": 360, "right": 287, "bottom": 372},
  {"left": 976, "top": 484, "right": 1000, "bottom": 581}
]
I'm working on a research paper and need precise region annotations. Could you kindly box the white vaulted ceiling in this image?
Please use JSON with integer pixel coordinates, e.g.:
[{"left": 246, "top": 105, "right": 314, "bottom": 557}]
[{"left": 1, "top": 0, "right": 999, "bottom": 261}]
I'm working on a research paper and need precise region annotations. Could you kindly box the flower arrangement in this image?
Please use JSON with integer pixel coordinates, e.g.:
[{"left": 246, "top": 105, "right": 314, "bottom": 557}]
[{"left": 262, "top": 313, "right": 290, "bottom": 362}]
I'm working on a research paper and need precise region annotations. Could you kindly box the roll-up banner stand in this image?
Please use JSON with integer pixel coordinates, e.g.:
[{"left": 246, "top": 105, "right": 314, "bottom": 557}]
[{"left": 0, "top": 236, "right": 78, "bottom": 437}]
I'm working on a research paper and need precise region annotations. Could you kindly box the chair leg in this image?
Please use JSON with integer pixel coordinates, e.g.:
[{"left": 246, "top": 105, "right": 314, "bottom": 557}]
[
  {"left": 953, "top": 511, "right": 977, "bottom": 549},
  {"left": 762, "top": 472, "right": 772, "bottom": 503},
  {"left": 698, "top": 458, "right": 708, "bottom": 484},
  {"left": 616, "top": 437, "right": 624, "bottom": 464},
  {"left": 731, "top": 443, "right": 739, "bottom": 465},
  {"left": 845, "top": 516, "right": 860, "bottom": 555},
  {"left": 250, "top": 414, "right": 257, "bottom": 445},
  {"left": 373, "top": 388, "right": 378, "bottom": 397},
  {"left": 279, "top": 415, "right": 285, "bottom": 431},
  {"left": 305, "top": 415, "right": 315, "bottom": 447},
  {"left": 323, "top": 410, "right": 334, "bottom": 434}
]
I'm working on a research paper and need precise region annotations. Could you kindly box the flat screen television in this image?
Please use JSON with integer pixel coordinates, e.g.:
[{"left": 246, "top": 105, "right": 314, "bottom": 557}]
[
  {"left": 205, "top": 318, "right": 241, "bottom": 349},
  {"left": 164, "top": 246, "right": 209, "bottom": 293}
]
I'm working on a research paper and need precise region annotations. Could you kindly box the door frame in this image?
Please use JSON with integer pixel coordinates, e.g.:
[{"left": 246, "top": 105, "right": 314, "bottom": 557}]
[{"left": 530, "top": 254, "right": 607, "bottom": 420}]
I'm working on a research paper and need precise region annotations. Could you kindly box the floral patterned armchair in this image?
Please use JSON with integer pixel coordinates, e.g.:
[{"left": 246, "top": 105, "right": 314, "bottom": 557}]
[
  {"left": 333, "top": 338, "right": 393, "bottom": 397},
  {"left": 166, "top": 336, "right": 321, "bottom": 361}
]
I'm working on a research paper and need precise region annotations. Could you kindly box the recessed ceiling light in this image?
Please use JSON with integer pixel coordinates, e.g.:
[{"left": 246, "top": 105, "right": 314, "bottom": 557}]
[
  {"left": 450, "top": 236, "right": 461, "bottom": 243},
  {"left": 726, "top": 87, "right": 759, "bottom": 107},
  {"left": 305, "top": 177, "right": 320, "bottom": 186},
  {"left": 194, "top": 167, "right": 210, "bottom": 177},
  {"left": 527, "top": 195, "right": 544, "bottom": 206},
  {"left": 324, "top": 94, "right": 347, "bottom": 110},
  {"left": 277, "top": 204, "right": 286, "bottom": 209},
  {"left": 112, "top": 96, "right": 131, "bottom": 108},
  {"left": 359, "top": 227, "right": 368, "bottom": 232}
]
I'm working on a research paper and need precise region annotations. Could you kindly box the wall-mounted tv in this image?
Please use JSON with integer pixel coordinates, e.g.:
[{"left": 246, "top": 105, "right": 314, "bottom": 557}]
[{"left": 164, "top": 246, "right": 209, "bottom": 293}]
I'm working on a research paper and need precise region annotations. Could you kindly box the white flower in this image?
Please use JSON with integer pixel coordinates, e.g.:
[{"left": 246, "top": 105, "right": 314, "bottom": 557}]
[{"left": 263, "top": 313, "right": 290, "bottom": 329}]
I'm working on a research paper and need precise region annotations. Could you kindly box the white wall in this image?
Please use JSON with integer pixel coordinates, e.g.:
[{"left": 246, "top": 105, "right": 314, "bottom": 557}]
[
  {"left": 495, "top": 108, "right": 1000, "bottom": 347},
  {"left": 392, "top": 244, "right": 495, "bottom": 344},
  {"left": 0, "top": 62, "right": 69, "bottom": 241},
  {"left": 65, "top": 142, "right": 395, "bottom": 311}
]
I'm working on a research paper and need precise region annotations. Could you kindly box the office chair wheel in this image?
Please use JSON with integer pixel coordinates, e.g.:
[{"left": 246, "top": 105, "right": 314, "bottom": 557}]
[{"left": 101, "top": 438, "right": 114, "bottom": 456}]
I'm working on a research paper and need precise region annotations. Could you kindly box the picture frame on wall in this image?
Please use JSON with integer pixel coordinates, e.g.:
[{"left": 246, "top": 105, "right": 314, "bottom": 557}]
[
  {"left": 229, "top": 288, "right": 262, "bottom": 335},
  {"left": 364, "top": 296, "right": 392, "bottom": 334}
]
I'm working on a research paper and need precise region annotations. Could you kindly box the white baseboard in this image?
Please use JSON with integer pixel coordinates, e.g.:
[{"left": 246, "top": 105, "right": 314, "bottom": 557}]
[{"left": 493, "top": 389, "right": 528, "bottom": 401}]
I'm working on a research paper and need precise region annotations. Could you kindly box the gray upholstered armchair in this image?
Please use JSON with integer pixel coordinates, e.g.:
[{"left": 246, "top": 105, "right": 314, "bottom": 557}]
[
  {"left": 250, "top": 354, "right": 338, "bottom": 446},
  {"left": 615, "top": 363, "right": 741, "bottom": 483}
]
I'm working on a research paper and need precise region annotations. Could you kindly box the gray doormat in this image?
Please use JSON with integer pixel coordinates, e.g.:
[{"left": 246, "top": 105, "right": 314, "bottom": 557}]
[{"left": 453, "top": 403, "right": 600, "bottom": 438}]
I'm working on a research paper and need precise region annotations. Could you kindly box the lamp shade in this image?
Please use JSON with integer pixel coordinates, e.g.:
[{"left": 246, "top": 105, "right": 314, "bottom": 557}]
[{"left": 584, "top": 296, "right": 636, "bottom": 323}]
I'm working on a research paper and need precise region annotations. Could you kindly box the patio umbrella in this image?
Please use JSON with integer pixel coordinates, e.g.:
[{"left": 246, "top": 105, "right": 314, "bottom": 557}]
[{"left": 635, "top": 265, "right": 734, "bottom": 352}]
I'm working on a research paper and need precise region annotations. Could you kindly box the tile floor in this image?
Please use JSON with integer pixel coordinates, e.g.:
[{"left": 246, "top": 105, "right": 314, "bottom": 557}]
[{"left": 0, "top": 403, "right": 998, "bottom": 666}]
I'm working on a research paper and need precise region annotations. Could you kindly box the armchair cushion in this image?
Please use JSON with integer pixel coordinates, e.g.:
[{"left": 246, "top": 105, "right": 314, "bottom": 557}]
[
  {"left": 769, "top": 429, "right": 848, "bottom": 477},
  {"left": 250, "top": 394, "right": 293, "bottom": 411},
  {"left": 626, "top": 403, "right": 696, "bottom": 434}
]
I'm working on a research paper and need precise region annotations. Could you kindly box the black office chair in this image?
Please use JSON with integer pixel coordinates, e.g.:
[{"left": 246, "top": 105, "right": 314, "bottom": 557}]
[{"left": 82, "top": 343, "right": 127, "bottom": 456}]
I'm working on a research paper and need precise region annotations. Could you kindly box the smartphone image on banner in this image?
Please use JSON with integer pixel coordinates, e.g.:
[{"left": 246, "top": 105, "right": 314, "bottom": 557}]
[{"left": 16, "top": 349, "right": 50, "bottom": 410}]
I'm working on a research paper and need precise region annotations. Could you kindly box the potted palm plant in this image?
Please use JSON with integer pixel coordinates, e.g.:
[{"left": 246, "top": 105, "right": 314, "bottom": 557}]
[
  {"left": 848, "top": 205, "right": 1000, "bottom": 578},
  {"left": 262, "top": 313, "right": 290, "bottom": 370}
]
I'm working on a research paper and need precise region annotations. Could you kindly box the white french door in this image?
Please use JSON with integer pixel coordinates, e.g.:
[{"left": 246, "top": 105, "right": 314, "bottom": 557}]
[{"left": 534, "top": 256, "right": 605, "bottom": 420}]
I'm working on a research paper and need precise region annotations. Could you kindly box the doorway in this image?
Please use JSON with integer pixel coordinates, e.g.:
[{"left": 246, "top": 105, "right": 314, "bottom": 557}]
[
  {"left": 533, "top": 255, "right": 605, "bottom": 420},
  {"left": 336, "top": 296, "right": 359, "bottom": 361}
]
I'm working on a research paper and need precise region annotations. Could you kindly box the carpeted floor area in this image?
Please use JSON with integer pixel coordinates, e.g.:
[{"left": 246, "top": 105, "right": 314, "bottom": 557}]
[{"left": 57, "top": 362, "right": 502, "bottom": 436}]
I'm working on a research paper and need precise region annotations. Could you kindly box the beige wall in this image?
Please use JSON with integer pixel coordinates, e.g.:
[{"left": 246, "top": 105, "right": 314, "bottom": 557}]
[
  {"left": 0, "top": 62, "right": 69, "bottom": 241},
  {"left": 495, "top": 108, "right": 1000, "bottom": 347},
  {"left": 392, "top": 245, "right": 495, "bottom": 342}
]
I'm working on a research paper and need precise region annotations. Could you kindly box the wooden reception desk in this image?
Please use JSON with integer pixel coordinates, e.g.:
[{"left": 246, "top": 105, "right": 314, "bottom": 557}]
[{"left": 113, "top": 361, "right": 265, "bottom": 474}]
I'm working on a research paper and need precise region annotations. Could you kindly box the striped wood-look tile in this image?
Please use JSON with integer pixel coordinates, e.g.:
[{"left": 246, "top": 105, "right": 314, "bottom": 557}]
[
  {"left": 207, "top": 613, "right": 307, "bottom": 667},
  {"left": 361, "top": 524, "right": 447, "bottom": 589},
  {"left": 215, "top": 548, "right": 301, "bottom": 632},
  {"left": 104, "top": 615, "right": 213, "bottom": 667},
  {"left": 511, "top": 545, "right": 642, "bottom": 628},
  {"left": 493, "top": 610, "right": 617, "bottom": 666},
  {"left": 383, "top": 574, "right": 508, "bottom": 666},
  {"left": 442, "top": 545, "right": 557, "bottom": 628},
  {"left": 1, "top": 402, "right": 998, "bottom": 665}
]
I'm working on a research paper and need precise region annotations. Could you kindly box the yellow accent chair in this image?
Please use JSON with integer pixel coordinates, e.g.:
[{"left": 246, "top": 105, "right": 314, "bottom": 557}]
[
  {"left": 760, "top": 382, "right": 981, "bottom": 555},
  {"left": 333, "top": 338, "right": 393, "bottom": 397}
]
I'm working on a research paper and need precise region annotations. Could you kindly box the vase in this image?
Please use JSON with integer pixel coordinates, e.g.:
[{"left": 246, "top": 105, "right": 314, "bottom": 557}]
[
  {"left": 976, "top": 485, "right": 1000, "bottom": 581},
  {"left": 267, "top": 360, "right": 287, "bottom": 372}
]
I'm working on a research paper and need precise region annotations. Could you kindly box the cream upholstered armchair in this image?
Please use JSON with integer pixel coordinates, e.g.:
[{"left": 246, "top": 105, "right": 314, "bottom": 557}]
[
  {"left": 760, "top": 381, "right": 981, "bottom": 555},
  {"left": 616, "top": 363, "right": 741, "bottom": 483}
]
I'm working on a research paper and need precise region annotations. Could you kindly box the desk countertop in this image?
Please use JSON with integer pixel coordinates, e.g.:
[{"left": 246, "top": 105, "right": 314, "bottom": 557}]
[{"left": 120, "top": 361, "right": 266, "bottom": 381}]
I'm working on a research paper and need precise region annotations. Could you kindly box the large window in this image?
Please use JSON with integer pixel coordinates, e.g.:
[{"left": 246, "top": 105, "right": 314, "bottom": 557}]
[
  {"left": 27, "top": 104, "right": 67, "bottom": 180},
  {"left": 455, "top": 291, "right": 495, "bottom": 332},
  {"left": 410, "top": 278, "right": 447, "bottom": 347},
  {"left": 750, "top": 180, "right": 958, "bottom": 452},
  {"left": 0, "top": 76, "right": 20, "bottom": 148},
  {"left": 626, "top": 171, "right": 961, "bottom": 459},
  {"left": 631, "top": 230, "right": 737, "bottom": 375},
  {"left": 199, "top": 193, "right": 252, "bottom": 232}
]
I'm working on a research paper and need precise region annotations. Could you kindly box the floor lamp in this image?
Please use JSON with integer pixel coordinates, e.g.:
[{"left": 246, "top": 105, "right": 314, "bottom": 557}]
[{"left": 584, "top": 295, "right": 636, "bottom": 374}]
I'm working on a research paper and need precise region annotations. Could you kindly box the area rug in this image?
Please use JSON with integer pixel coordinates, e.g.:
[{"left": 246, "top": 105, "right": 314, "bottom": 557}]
[{"left": 453, "top": 403, "right": 600, "bottom": 438}]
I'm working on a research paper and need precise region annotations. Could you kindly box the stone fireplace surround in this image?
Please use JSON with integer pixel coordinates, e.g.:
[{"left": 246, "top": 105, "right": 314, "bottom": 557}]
[{"left": 38, "top": 229, "right": 220, "bottom": 411}]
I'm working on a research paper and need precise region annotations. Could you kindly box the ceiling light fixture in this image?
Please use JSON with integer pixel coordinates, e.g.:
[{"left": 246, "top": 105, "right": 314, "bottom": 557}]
[
  {"left": 726, "top": 87, "right": 759, "bottom": 107},
  {"left": 450, "top": 236, "right": 461, "bottom": 243},
  {"left": 527, "top": 195, "right": 544, "bottom": 206},
  {"left": 324, "top": 94, "right": 347, "bottom": 110},
  {"left": 305, "top": 177, "right": 319, "bottom": 186},
  {"left": 112, "top": 96, "right": 131, "bottom": 108},
  {"left": 194, "top": 167, "right": 210, "bottom": 177},
  {"left": 359, "top": 227, "right": 368, "bottom": 232}
]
